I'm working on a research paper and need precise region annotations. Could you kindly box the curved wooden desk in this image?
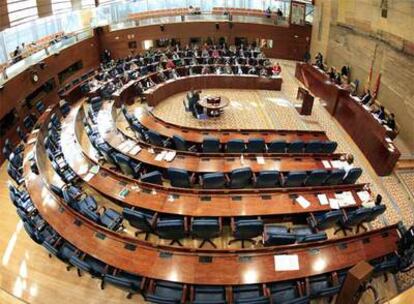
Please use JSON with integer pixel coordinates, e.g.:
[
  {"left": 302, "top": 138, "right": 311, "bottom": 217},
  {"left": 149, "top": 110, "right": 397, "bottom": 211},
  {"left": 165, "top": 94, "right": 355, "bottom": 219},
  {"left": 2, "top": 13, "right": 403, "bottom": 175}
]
[
  {"left": 198, "top": 95, "right": 230, "bottom": 117},
  {"left": 62, "top": 102, "right": 366, "bottom": 217},
  {"left": 295, "top": 63, "right": 400, "bottom": 176},
  {"left": 101, "top": 102, "right": 340, "bottom": 174}
]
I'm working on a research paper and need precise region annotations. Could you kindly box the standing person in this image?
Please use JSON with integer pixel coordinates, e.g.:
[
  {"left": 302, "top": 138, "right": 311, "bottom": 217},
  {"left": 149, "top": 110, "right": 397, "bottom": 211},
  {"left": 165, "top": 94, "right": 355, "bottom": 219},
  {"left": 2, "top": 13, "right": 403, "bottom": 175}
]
[{"left": 272, "top": 62, "right": 282, "bottom": 75}]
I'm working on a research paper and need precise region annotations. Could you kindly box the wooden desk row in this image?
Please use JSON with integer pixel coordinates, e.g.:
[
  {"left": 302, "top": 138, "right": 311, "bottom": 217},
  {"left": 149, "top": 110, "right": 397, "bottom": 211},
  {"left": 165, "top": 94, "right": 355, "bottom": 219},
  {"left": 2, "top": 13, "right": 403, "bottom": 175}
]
[
  {"left": 295, "top": 63, "right": 400, "bottom": 176},
  {"left": 61, "top": 102, "right": 367, "bottom": 218},
  {"left": 99, "top": 102, "right": 340, "bottom": 174},
  {"left": 23, "top": 146, "right": 401, "bottom": 285}
]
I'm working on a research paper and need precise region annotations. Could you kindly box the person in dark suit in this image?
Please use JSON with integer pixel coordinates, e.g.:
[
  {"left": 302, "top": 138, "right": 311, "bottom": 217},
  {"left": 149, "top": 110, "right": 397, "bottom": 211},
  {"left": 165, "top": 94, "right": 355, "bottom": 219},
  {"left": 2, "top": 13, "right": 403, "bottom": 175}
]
[
  {"left": 386, "top": 113, "right": 396, "bottom": 130},
  {"left": 360, "top": 89, "right": 372, "bottom": 105},
  {"left": 373, "top": 106, "right": 386, "bottom": 120}
]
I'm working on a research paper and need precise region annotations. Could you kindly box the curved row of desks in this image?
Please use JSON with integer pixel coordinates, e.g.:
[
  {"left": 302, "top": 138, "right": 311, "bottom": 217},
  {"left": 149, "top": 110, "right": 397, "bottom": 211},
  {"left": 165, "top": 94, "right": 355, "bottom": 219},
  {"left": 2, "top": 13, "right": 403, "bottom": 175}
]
[
  {"left": 24, "top": 108, "right": 401, "bottom": 285},
  {"left": 63, "top": 101, "right": 366, "bottom": 217},
  {"left": 295, "top": 63, "right": 400, "bottom": 176},
  {"left": 99, "top": 102, "right": 341, "bottom": 174}
]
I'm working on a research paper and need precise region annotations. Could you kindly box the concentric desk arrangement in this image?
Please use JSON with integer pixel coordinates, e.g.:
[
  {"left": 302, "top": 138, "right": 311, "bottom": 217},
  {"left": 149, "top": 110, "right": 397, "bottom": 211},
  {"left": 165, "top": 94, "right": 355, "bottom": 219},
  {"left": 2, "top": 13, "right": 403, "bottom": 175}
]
[{"left": 5, "top": 48, "right": 414, "bottom": 304}]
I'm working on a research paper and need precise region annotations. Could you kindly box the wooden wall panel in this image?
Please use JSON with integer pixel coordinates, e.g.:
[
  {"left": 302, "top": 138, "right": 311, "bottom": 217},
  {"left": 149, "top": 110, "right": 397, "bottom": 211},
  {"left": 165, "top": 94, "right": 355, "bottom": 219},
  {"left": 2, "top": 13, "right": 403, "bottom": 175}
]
[
  {"left": 36, "top": 0, "right": 52, "bottom": 18},
  {"left": 0, "top": 0, "right": 10, "bottom": 30},
  {"left": 99, "top": 22, "right": 311, "bottom": 61}
]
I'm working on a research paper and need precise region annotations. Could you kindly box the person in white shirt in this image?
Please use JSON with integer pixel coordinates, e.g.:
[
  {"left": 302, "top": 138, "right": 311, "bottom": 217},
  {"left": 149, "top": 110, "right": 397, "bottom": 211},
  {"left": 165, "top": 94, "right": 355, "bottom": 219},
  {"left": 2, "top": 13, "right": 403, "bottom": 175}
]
[{"left": 340, "top": 153, "right": 354, "bottom": 178}]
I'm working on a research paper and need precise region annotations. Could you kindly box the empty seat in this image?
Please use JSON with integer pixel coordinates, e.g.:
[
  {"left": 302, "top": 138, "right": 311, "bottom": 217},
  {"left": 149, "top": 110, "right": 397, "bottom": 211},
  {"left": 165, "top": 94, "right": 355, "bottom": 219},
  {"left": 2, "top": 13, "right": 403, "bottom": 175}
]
[
  {"left": 304, "top": 169, "right": 329, "bottom": 186},
  {"left": 307, "top": 210, "right": 343, "bottom": 230},
  {"left": 291, "top": 226, "right": 327, "bottom": 243},
  {"left": 267, "top": 140, "right": 287, "bottom": 153},
  {"left": 228, "top": 167, "right": 252, "bottom": 188},
  {"left": 97, "top": 143, "right": 116, "bottom": 165},
  {"left": 69, "top": 254, "right": 106, "bottom": 278},
  {"left": 324, "top": 169, "right": 346, "bottom": 186},
  {"left": 321, "top": 141, "right": 337, "bottom": 153},
  {"left": 269, "top": 281, "right": 309, "bottom": 304},
  {"left": 156, "top": 218, "right": 186, "bottom": 246},
  {"left": 102, "top": 270, "right": 143, "bottom": 299},
  {"left": 357, "top": 205, "right": 387, "bottom": 233},
  {"left": 229, "top": 218, "right": 263, "bottom": 248},
  {"left": 335, "top": 208, "right": 372, "bottom": 235},
  {"left": 167, "top": 168, "right": 194, "bottom": 188},
  {"left": 147, "top": 130, "right": 169, "bottom": 147},
  {"left": 247, "top": 138, "right": 266, "bottom": 153},
  {"left": 140, "top": 171, "right": 163, "bottom": 185},
  {"left": 192, "top": 286, "right": 227, "bottom": 304},
  {"left": 122, "top": 208, "right": 155, "bottom": 239},
  {"left": 371, "top": 255, "right": 400, "bottom": 275},
  {"left": 100, "top": 208, "right": 123, "bottom": 231},
  {"left": 145, "top": 280, "right": 185, "bottom": 304},
  {"left": 233, "top": 285, "right": 270, "bottom": 304},
  {"left": 172, "top": 135, "right": 191, "bottom": 151},
  {"left": 287, "top": 140, "right": 304, "bottom": 153},
  {"left": 263, "top": 225, "right": 296, "bottom": 246},
  {"left": 201, "top": 172, "right": 226, "bottom": 189},
  {"left": 304, "top": 140, "right": 322, "bottom": 153},
  {"left": 254, "top": 170, "right": 281, "bottom": 188},
  {"left": 191, "top": 218, "right": 221, "bottom": 248},
  {"left": 202, "top": 137, "right": 220, "bottom": 153},
  {"left": 226, "top": 139, "right": 245, "bottom": 153},
  {"left": 113, "top": 153, "right": 141, "bottom": 178},
  {"left": 309, "top": 274, "right": 342, "bottom": 299},
  {"left": 35, "top": 101, "right": 46, "bottom": 114},
  {"left": 284, "top": 171, "right": 307, "bottom": 187},
  {"left": 342, "top": 168, "right": 362, "bottom": 184}
]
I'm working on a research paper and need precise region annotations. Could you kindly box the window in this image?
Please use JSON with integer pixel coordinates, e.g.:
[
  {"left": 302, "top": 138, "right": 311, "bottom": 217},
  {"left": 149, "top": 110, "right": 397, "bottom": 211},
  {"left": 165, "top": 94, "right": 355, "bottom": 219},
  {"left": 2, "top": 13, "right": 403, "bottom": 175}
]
[
  {"left": 52, "top": 0, "right": 73, "bottom": 14},
  {"left": 7, "top": 0, "right": 38, "bottom": 27},
  {"left": 82, "top": 0, "right": 95, "bottom": 8}
]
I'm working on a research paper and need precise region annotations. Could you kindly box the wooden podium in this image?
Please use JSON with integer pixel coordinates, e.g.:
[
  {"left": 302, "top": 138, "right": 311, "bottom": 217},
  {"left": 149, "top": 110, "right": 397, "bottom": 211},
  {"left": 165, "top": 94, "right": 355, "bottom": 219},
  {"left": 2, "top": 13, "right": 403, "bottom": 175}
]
[{"left": 296, "top": 87, "right": 314, "bottom": 115}]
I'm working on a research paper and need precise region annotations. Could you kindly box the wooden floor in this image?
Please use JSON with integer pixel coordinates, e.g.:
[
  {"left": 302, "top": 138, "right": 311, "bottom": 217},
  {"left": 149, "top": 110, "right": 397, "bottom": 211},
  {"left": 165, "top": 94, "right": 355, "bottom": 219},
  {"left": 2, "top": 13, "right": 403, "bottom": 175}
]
[{"left": 0, "top": 60, "right": 411, "bottom": 303}]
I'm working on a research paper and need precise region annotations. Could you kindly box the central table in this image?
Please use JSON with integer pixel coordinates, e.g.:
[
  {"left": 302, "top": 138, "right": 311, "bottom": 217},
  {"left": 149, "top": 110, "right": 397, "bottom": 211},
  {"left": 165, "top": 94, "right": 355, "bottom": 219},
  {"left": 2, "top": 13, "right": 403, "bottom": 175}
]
[{"left": 198, "top": 95, "right": 230, "bottom": 117}]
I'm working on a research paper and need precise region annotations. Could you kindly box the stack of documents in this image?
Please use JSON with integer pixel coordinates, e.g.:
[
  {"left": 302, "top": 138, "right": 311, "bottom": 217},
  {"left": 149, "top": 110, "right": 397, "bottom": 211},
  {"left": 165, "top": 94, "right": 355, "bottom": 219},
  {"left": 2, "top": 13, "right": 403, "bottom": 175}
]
[
  {"left": 274, "top": 255, "right": 300, "bottom": 271},
  {"left": 335, "top": 191, "right": 356, "bottom": 207}
]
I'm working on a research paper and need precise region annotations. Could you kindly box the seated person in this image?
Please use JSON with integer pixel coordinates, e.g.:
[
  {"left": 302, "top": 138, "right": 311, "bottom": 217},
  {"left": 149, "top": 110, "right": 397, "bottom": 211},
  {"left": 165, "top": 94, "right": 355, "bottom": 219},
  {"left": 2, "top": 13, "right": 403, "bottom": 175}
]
[
  {"left": 144, "top": 77, "right": 155, "bottom": 88},
  {"left": 276, "top": 8, "right": 283, "bottom": 18},
  {"left": 260, "top": 68, "right": 269, "bottom": 77},
  {"left": 166, "top": 59, "right": 176, "bottom": 69},
  {"left": 360, "top": 89, "right": 372, "bottom": 105},
  {"left": 265, "top": 7, "right": 272, "bottom": 18},
  {"left": 328, "top": 67, "right": 336, "bottom": 80},
  {"left": 201, "top": 48, "right": 209, "bottom": 58},
  {"left": 215, "top": 66, "right": 223, "bottom": 75},
  {"left": 386, "top": 113, "right": 396, "bottom": 130},
  {"left": 201, "top": 65, "right": 211, "bottom": 74},
  {"left": 315, "top": 52, "right": 323, "bottom": 68},
  {"left": 334, "top": 72, "right": 342, "bottom": 85},
  {"left": 247, "top": 66, "right": 257, "bottom": 75},
  {"left": 339, "top": 153, "right": 354, "bottom": 179},
  {"left": 272, "top": 62, "right": 282, "bottom": 75},
  {"left": 236, "top": 64, "right": 244, "bottom": 75},
  {"left": 372, "top": 105, "right": 386, "bottom": 121},
  {"left": 212, "top": 48, "right": 220, "bottom": 59}
]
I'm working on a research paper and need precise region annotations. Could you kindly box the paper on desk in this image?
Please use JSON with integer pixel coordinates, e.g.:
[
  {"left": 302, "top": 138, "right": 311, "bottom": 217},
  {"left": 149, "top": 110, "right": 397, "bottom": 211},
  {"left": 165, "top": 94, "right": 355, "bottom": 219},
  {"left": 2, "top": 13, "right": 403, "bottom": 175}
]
[
  {"left": 295, "top": 196, "right": 311, "bottom": 209},
  {"left": 322, "top": 160, "right": 331, "bottom": 169},
  {"left": 164, "top": 151, "right": 176, "bottom": 162},
  {"left": 89, "top": 165, "right": 100, "bottom": 175},
  {"left": 84, "top": 172, "right": 95, "bottom": 182},
  {"left": 256, "top": 156, "right": 265, "bottom": 165},
  {"left": 385, "top": 137, "right": 393, "bottom": 143},
  {"left": 274, "top": 255, "right": 300, "bottom": 271},
  {"left": 335, "top": 191, "right": 356, "bottom": 207},
  {"left": 155, "top": 151, "right": 167, "bottom": 161},
  {"left": 317, "top": 194, "right": 329, "bottom": 205},
  {"left": 330, "top": 160, "right": 344, "bottom": 169},
  {"left": 329, "top": 198, "right": 340, "bottom": 209},
  {"left": 240, "top": 154, "right": 245, "bottom": 165},
  {"left": 357, "top": 191, "right": 371, "bottom": 202},
  {"left": 129, "top": 145, "right": 142, "bottom": 155}
]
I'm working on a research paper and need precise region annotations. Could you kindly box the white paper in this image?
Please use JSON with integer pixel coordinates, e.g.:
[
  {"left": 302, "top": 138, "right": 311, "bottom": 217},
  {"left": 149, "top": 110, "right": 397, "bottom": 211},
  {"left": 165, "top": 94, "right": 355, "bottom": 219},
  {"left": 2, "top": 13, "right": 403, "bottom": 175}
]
[
  {"left": 27, "top": 137, "right": 37, "bottom": 145},
  {"left": 274, "top": 255, "right": 300, "bottom": 271},
  {"left": 330, "top": 160, "right": 343, "bottom": 169},
  {"left": 322, "top": 160, "right": 331, "bottom": 169},
  {"left": 84, "top": 172, "right": 95, "bottom": 182},
  {"left": 295, "top": 196, "right": 311, "bottom": 209},
  {"left": 357, "top": 191, "right": 371, "bottom": 202},
  {"left": 164, "top": 151, "right": 176, "bottom": 162},
  {"left": 130, "top": 145, "right": 142, "bottom": 155},
  {"left": 329, "top": 198, "right": 340, "bottom": 209},
  {"left": 256, "top": 156, "right": 265, "bottom": 165},
  {"left": 317, "top": 194, "right": 329, "bottom": 206},
  {"left": 385, "top": 137, "right": 392, "bottom": 143},
  {"left": 155, "top": 151, "right": 167, "bottom": 161},
  {"left": 335, "top": 191, "right": 356, "bottom": 207}
]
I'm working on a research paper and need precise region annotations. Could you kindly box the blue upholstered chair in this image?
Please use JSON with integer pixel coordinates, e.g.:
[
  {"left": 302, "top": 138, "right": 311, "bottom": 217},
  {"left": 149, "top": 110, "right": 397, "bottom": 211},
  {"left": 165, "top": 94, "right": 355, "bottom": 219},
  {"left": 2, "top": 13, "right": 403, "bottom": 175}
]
[
  {"left": 247, "top": 138, "right": 266, "bottom": 153},
  {"left": 100, "top": 208, "right": 123, "bottom": 231},
  {"left": 168, "top": 168, "right": 195, "bottom": 188},
  {"left": 140, "top": 171, "right": 163, "bottom": 185},
  {"left": 269, "top": 281, "right": 310, "bottom": 304},
  {"left": 172, "top": 135, "right": 196, "bottom": 152},
  {"left": 226, "top": 139, "right": 245, "bottom": 153},
  {"left": 291, "top": 226, "right": 327, "bottom": 243},
  {"left": 200, "top": 172, "right": 227, "bottom": 189},
  {"left": 334, "top": 208, "right": 372, "bottom": 236},
  {"left": 356, "top": 205, "right": 386, "bottom": 233},
  {"left": 342, "top": 168, "right": 362, "bottom": 184},
  {"left": 263, "top": 225, "right": 296, "bottom": 246},
  {"left": 191, "top": 217, "right": 221, "bottom": 248},
  {"left": 156, "top": 218, "right": 186, "bottom": 246},
  {"left": 308, "top": 274, "right": 342, "bottom": 299},
  {"left": 192, "top": 286, "right": 227, "bottom": 304},
  {"left": 233, "top": 285, "right": 270, "bottom": 304},
  {"left": 284, "top": 171, "right": 307, "bottom": 187},
  {"left": 267, "top": 140, "right": 287, "bottom": 153},
  {"left": 324, "top": 169, "right": 346, "bottom": 185},
  {"left": 145, "top": 280, "right": 185, "bottom": 304},
  {"left": 321, "top": 141, "right": 338, "bottom": 153},
  {"left": 147, "top": 130, "right": 170, "bottom": 147},
  {"left": 304, "top": 169, "right": 329, "bottom": 186},
  {"left": 304, "top": 141, "right": 323, "bottom": 153},
  {"left": 254, "top": 171, "right": 281, "bottom": 188},
  {"left": 229, "top": 217, "right": 264, "bottom": 248},
  {"left": 202, "top": 137, "right": 221, "bottom": 153},
  {"left": 113, "top": 153, "right": 141, "bottom": 178},
  {"left": 35, "top": 101, "right": 46, "bottom": 114},
  {"left": 102, "top": 270, "right": 143, "bottom": 299},
  {"left": 122, "top": 208, "right": 156, "bottom": 239},
  {"left": 307, "top": 210, "right": 343, "bottom": 231},
  {"left": 228, "top": 167, "right": 253, "bottom": 188},
  {"left": 287, "top": 140, "right": 305, "bottom": 153}
]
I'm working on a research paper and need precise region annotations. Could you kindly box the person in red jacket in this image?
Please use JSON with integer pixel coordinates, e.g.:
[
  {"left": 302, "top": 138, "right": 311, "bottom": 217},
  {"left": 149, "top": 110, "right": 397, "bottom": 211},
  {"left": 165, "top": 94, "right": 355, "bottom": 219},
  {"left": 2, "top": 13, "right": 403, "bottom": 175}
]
[
  {"left": 166, "top": 59, "right": 176, "bottom": 69},
  {"left": 272, "top": 62, "right": 282, "bottom": 75}
]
